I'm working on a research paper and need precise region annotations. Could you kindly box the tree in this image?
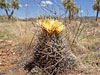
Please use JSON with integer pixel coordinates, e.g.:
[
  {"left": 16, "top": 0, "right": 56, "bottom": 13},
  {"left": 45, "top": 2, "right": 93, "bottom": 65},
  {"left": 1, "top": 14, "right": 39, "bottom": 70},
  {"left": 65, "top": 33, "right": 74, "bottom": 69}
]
[
  {"left": 62, "top": 0, "right": 79, "bottom": 19},
  {"left": 71, "top": 5, "right": 79, "bottom": 19},
  {"left": 93, "top": 0, "right": 100, "bottom": 21},
  {"left": 0, "top": 0, "right": 20, "bottom": 20}
]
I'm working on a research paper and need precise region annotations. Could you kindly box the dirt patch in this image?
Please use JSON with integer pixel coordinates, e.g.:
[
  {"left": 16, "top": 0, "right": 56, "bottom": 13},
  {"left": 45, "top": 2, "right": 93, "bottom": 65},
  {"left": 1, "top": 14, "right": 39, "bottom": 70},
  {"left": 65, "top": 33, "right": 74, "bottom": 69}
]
[{"left": 0, "top": 40, "right": 28, "bottom": 75}]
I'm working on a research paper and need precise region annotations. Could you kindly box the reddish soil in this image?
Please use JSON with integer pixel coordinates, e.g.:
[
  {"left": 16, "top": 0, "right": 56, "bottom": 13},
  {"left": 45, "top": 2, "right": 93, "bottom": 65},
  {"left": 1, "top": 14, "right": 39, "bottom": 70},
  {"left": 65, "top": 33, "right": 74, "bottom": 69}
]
[{"left": 0, "top": 40, "right": 29, "bottom": 75}]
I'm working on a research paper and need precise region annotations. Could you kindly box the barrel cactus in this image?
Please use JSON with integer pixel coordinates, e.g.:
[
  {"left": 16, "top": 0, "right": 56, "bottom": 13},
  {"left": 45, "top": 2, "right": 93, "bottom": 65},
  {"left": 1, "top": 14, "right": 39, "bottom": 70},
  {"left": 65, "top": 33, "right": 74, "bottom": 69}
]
[{"left": 25, "top": 19, "right": 76, "bottom": 75}]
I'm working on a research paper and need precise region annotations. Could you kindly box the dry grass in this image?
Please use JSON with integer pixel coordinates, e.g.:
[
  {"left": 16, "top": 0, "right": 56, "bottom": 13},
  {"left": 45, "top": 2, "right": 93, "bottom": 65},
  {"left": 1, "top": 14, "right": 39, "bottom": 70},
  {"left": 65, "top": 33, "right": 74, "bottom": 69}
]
[{"left": 0, "top": 20, "right": 39, "bottom": 48}]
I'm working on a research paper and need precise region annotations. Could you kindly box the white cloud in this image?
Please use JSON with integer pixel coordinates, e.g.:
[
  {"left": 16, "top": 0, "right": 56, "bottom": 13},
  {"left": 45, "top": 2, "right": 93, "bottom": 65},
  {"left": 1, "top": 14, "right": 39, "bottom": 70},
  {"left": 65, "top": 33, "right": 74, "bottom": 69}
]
[
  {"left": 80, "top": 10, "right": 83, "bottom": 13},
  {"left": 19, "top": 4, "right": 22, "bottom": 7},
  {"left": 41, "top": 1, "right": 53, "bottom": 5},
  {"left": 24, "top": 4, "right": 30, "bottom": 7},
  {"left": 39, "top": 4, "right": 47, "bottom": 7}
]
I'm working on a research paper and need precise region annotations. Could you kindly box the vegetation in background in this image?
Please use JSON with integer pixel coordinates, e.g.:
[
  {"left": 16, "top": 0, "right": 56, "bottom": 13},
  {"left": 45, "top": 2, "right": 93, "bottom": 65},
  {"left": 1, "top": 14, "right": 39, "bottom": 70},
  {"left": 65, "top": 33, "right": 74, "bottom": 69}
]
[
  {"left": 93, "top": 0, "right": 100, "bottom": 21},
  {"left": 0, "top": 0, "right": 20, "bottom": 20},
  {"left": 62, "top": 0, "right": 79, "bottom": 20}
]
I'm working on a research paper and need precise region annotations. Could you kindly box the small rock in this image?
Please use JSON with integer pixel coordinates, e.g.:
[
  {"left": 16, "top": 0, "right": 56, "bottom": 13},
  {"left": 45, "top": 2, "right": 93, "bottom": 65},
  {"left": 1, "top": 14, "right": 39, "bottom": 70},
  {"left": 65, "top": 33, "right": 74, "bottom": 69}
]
[
  {"left": 0, "top": 40, "right": 4, "bottom": 42},
  {"left": 13, "top": 53, "right": 15, "bottom": 55},
  {"left": 0, "top": 61, "right": 2, "bottom": 65},
  {"left": 7, "top": 40, "right": 13, "bottom": 43}
]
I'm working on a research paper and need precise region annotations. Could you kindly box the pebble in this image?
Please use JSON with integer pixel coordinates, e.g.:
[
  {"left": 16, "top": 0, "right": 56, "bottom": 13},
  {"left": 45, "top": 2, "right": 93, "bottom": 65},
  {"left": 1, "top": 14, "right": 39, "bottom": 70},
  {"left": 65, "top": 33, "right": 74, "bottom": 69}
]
[
  {"left": 0, "top": 61, "right": 2, "bottom": 65},
  {"left": 13, "top": 53, "right": 15, "bottom": 55},
  {"left": 0, "top": 40, "right": 4, "bottom": 42},
  {"left": 7, "top": 40, "right": 13, "bottom": 43}
]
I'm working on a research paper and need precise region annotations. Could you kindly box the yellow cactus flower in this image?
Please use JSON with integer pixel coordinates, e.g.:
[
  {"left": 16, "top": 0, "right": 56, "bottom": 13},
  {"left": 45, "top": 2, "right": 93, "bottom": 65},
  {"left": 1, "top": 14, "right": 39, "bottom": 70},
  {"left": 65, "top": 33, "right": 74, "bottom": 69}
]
[
  {"left": 38, "top": 19, "right": 64, "bottom": 34},
  {"left": 56, "top": 25, "right": 64, "bottom": 34}
]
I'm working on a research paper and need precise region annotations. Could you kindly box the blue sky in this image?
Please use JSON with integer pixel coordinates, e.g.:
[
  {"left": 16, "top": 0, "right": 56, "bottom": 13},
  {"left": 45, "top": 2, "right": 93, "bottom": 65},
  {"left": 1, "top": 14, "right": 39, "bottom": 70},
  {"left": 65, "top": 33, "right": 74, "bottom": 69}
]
[{"left": 0, "top": 0, "right": 96, "bottom": 19}]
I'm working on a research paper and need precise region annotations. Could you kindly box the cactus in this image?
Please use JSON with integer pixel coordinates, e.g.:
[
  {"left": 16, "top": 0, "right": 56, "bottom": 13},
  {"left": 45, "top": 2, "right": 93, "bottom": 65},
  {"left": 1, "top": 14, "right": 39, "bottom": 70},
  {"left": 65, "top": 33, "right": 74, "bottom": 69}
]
[{"left": 25, "top": 19, "right": 76, "bottom": 75}]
